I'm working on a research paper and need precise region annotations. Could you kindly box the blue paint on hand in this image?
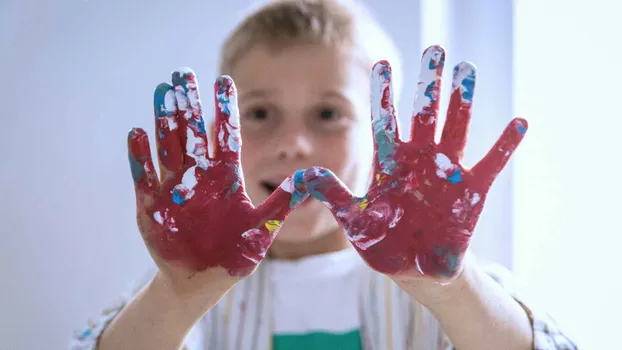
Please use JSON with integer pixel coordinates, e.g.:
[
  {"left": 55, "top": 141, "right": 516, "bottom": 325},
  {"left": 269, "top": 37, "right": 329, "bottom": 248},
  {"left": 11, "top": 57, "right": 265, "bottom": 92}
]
[
  {"left": 424, "top": 81, "right": 437, "bottom": 102},
  {"left": 227, "top": 164, "right": 242, "bottom": 196},
  {"left": 172, "top": 188, "right": 186, "bottom": 205},
  {"left": 445, "top": 253, "right": 459, "bottom": 275},
  {"left": 447, "top": 169, "right": 462, "bottom": 184},
  {"left": 78, "top": 328, "right": 93, "bottom": 340},
  {"left": 434, "top": 247, "right": 461, "bottom": 278},
  {"left": 461, "top": 74, "right": 475, "bottom": 102},
  {"left": 381, "top": 65, "right": 391, "bottom": 80},
  {"left": 189, "top": 118, "right": 207, "bottom": 135},
  {"left": 518, "top": 124, "right": 527, "bottom": 135},
  {"left": 154, "top": 83, "right": 174, "bottom": 118},
  {"left": 304, "top": 169, "right": 329, "bottom": 203},
  {"left": 128, "top": 153, "right": 145, "bottom": 183},
  {"left": 428, "top": 53, "right": 445, "bottom": 69},
  {"left": 221, "top": 103, "right": 231, "bottom": 116},
  {"left": 290, "top": 169, "right": 308, "bottom": 208},
  {"left": 374, "top": 126, "right": 397, "bottom": 175},
  {"left": 198, "top": 118, "right": 206, "bottom": 134},
  {"left": 172, "top": 70, "right": 190, "bottom": 92}
]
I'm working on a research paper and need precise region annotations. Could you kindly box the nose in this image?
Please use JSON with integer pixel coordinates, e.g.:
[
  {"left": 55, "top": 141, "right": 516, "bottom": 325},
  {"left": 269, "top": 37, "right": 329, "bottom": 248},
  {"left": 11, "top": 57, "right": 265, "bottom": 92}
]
[{"left": 273, "top": 128, "right": 313, "bottom": 161}]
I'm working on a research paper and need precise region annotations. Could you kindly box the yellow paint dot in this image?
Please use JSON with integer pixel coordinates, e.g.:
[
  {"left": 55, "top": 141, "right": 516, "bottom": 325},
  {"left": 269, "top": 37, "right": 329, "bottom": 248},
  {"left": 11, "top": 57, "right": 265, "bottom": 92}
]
[
  {"left": 359, "top": 198, "right": 369, "bottom": 211},
  {"left": 376, "top": 173, "right": 386, "bottom": 186},
  {"left": 264, "top": 220, "right": 282, "bottom": 232}
]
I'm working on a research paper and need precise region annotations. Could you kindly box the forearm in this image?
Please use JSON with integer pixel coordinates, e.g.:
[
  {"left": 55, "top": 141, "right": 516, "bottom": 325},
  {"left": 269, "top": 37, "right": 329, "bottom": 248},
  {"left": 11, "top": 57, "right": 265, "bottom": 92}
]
[
  {"left": 400, "top": 257, "right": 533, "bottom": 350},
  {"left": 99, "top": 271, "right": 227, "bottom": 350}
]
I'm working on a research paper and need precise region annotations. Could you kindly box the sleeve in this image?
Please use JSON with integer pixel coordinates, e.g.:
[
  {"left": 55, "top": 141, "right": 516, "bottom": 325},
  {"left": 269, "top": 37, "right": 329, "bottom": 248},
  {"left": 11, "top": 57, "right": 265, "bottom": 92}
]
[
  {"left": 437, "top": 262, "right": 578, "bottom": 350},
  {"left": 67, "top": 267, "right": 206, "bottom": 350}
]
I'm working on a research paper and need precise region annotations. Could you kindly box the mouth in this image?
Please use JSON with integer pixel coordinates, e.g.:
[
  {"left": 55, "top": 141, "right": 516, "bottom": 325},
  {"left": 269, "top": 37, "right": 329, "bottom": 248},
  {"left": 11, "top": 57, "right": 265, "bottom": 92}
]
[
  {"left": 260, "top": 180, "right": 279, "bottom": 194},
  {"left": 259, "top": 179, "right": 311, "bottom": 207}
]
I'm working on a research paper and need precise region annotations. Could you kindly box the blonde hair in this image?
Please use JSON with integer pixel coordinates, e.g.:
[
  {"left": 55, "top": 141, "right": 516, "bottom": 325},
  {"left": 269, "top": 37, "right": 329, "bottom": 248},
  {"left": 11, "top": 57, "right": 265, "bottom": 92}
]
[{"left": 218, "top": 0, "right": 403, "bottom": 102}]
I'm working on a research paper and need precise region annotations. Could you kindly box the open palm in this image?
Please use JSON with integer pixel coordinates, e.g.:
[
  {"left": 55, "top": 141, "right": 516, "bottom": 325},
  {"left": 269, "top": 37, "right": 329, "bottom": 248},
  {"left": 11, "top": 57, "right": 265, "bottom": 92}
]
[
  {"left": 128, "top": 69, "right": 307, "bottom": 281},
  {"left": 303, "top": 46, "right": 527, "bottom": 280}
]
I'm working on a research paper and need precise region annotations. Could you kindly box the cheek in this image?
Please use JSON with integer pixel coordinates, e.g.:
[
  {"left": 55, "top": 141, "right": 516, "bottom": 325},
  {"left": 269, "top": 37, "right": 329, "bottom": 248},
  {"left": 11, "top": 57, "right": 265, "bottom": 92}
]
[
  {"left": 319, "top": 127, "right": 373, "bottom": 190},
  {"left": 239, "top": 138, "right": 263, "bottom": 178}
]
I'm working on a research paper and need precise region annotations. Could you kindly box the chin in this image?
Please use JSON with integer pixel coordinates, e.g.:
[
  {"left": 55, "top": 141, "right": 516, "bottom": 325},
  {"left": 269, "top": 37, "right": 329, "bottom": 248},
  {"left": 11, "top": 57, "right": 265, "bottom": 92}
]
[{"left": 273, "top": 201, "right": 335, "bottom": 243}]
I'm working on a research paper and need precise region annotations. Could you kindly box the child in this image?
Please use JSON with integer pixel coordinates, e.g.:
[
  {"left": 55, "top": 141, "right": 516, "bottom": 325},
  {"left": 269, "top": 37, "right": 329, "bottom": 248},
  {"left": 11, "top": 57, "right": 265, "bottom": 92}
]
[{"left": 71, "top": 0, "right": 577, "bottom": 349}]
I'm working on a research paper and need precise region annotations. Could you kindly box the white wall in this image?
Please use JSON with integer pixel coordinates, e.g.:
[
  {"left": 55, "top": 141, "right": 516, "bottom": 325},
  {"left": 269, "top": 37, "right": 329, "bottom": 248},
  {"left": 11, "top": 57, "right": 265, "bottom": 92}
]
[
  {"left": 513, "top": 1, "right": 622, "bottom": 347},
  {"left": 0, "top": 1, "right": 513, "bottom": 348}
]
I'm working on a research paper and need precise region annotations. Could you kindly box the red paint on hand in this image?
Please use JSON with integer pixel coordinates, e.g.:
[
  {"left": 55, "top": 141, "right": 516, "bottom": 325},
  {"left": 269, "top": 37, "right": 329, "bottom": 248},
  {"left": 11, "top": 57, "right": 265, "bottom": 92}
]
[
  {"left": 128, "top": 70, "right": 307, "bottom": 277},
  {"left": 303, "top": 46, "right": 527, "bottom": 280}
]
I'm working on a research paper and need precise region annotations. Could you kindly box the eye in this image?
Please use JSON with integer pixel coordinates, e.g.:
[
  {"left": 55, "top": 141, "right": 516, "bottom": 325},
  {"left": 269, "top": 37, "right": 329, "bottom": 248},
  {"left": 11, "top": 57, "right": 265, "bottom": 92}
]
[
  {"left": 249, "top": 107, "right": 269, "bottom": 121},
  {"left": 318, "top": 108, "right": 340, "bottom": 121}
]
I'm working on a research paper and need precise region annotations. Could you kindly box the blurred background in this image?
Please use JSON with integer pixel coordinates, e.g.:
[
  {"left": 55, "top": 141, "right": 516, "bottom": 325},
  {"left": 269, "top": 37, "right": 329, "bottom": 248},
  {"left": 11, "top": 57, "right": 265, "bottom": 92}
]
[{"left": 1, "top": 0, "right": 620, "bottom": 348}]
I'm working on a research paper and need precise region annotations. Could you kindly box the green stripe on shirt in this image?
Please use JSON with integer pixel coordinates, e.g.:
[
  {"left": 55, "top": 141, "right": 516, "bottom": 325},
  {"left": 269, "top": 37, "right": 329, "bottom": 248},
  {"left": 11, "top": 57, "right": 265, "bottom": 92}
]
[{"left": 273, "top": 329, "right": 362, "bottom": 350}]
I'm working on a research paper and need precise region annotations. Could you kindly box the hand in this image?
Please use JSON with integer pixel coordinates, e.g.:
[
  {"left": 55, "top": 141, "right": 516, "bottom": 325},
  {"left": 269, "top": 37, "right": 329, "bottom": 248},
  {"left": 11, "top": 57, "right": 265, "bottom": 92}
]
[
  {"left": 302, "top": 46, "right": 527, "bottom": 282},
  {"left": 128, "top": 69, "right": 307, "bottom": 298}
]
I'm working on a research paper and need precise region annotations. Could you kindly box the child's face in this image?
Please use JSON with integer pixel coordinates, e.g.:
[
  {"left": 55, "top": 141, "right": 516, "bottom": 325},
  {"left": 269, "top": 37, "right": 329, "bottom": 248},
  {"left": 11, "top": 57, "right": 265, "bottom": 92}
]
[{"left": 230, "top": 43, "right": 373, "bottom": 245}]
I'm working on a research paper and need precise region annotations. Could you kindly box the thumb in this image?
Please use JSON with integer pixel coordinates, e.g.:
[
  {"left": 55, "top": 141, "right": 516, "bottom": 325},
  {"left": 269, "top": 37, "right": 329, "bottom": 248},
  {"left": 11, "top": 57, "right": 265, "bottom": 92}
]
[
  {"left": 254, "top": 169, "right": 309, "bottom": 221},
  {"left": 301, "top": 167, "right": 356, "bottom": 214}
]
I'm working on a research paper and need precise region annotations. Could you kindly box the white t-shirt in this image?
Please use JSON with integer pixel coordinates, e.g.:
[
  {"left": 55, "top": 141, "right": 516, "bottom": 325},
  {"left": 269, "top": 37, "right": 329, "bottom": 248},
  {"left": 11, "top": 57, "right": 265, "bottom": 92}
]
[
  {"left": 184, "top": 247, "right": 450, "bottom": 350},
  {"left": 70, "top": 248, "right": 576, "bottom": 350}
]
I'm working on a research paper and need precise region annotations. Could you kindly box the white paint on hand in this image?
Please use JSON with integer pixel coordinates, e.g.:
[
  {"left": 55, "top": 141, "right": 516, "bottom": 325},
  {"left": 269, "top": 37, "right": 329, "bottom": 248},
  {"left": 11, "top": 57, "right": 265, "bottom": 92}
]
[
  {"left": 435, "top": 153, "right": 455, "bottom": 178},
  {"left": 368, "top": 211, "right": 384, "bottom": 219},
  {"left": 177, "top": 166, "right": 198, "bottom": 200},
  {"left": 177, "top": 67, "right": 193, "bottom": 75},
  {"left": 413, "top": 48, "right": 443, "bottom": 115},
  {"left": 452, "top": 62, "right": 476, "bottom": 96},
  {"left": 471, "top": 193, "right": 481, "bottom": 205},
  {"left": 223, "top": 91, "right": 242, "bottom": 153},
  {"left": 153, "top": 211, "right": 163, "bottom": 224},
  {"left": 163, "top": 89, "right": 178, "bottom": 130},
  {"left": 279, "top": 176, "right": 294, "bottom": 193},
  {"left": 389, "top": 207, "right": 404, "bottom": 228},
  {"left": 168, "top": 217, "right": 179, "bottom": 232},
  {"left": 370, "top": 64, "right": 394, "bottom": 126},
  {"left": 414, "top": 255, "right": 424, "bottom": 275},
  {"left": 348, "top": 231, "right": 387, "bottom": 250},
  {"left": 185, "top": 128, "right": 209, "bottom": 170},
  {"left": 186, "top": 83, "right": 200, "bottom": 112},
  {"left": 240, "top": 228, "right": 266, "bottom": 263},
  {"left": 452, "top": 199, "right": 464, "bottom": 216}
]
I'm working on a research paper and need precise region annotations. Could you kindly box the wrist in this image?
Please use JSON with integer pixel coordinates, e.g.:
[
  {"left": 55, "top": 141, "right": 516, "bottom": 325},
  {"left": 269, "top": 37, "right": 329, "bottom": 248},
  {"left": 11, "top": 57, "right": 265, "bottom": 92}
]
[
  {"left": 396, "top": 252, "right": 479, "bottom": 307},
  {"left": 98, "top": 272, "right": 229, "bottom": 350},
  {"left": 148, "top": 271, "right": 230, "bottom": 324}
]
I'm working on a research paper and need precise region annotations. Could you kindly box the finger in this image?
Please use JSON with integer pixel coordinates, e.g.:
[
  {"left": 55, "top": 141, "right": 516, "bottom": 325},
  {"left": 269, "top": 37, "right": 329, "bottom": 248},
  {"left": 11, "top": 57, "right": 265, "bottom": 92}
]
[
  {"left": 236, "top": 224, "right": 276, "bottom": 276},
  {"left": 153, "top": 82, "right": 183, "bottom": 181},
  {"left": 410, "top": 45, "right": 446, "bottom": 147},
  {"left": 370, "top": 60, "right": 400, "bottom": 175},
  {"left": 301, "top": 167, "right": 356, "bottom": 214},
  {"left": 439, "top": 62, "right": 477, "bottom": 160},
  {"left": 237, "top": 171, "right": 309, "bottom": 275},
  {"left": 213, "top": 75, "right": 242, "bottom": 165},
  {"left": 471, "top": 118, "right": 528, "bottom": 187},
  {"left": 127, "top": 128, "right": 159, "bottom": 208},
  {"left": 255, "top": 169, "right": 309, "bottom": 221},
  {"left": 172, "top": 67, "right": 210, "bottom": 171}
]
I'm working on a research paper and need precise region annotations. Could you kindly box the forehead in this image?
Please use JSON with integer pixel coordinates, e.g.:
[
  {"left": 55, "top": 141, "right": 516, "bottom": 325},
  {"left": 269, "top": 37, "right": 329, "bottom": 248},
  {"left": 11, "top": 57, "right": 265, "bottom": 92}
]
[{"left": 230, "top": 44, "right": 370, "bottom": 97}]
